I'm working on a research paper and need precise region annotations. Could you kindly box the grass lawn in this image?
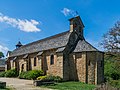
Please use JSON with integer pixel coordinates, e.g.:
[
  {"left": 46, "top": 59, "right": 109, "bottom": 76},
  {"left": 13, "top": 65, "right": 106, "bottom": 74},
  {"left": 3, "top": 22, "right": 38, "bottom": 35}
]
[{"left": 41, "top": 82, "right": 96, "bottom": 90}]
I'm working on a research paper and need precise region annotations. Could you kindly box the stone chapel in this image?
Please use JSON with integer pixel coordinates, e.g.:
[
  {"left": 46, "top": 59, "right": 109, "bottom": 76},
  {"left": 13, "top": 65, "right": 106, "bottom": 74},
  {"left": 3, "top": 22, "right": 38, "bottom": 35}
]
[{"left": 6, "top": 16, "right": 104, "bottom": 84}]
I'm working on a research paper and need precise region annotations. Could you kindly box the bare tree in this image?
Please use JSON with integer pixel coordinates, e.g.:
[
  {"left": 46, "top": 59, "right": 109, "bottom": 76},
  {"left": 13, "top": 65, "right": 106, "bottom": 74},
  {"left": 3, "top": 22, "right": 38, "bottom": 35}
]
[{"left": 100, "top": 21, "right": 120, "bottom": 53}]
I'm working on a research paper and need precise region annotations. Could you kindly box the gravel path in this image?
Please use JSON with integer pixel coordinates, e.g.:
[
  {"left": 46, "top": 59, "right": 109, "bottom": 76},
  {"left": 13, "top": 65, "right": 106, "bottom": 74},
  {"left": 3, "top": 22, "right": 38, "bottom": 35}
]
[{"left": 0, "top": 77, "right": 52, "bottom": 90}]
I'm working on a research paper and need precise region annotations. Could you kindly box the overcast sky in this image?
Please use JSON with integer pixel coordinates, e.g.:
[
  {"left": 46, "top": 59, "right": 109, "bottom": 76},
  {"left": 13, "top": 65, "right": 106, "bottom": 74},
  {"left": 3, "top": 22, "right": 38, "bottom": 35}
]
[{"left": 0, "top": 0, "right": 120, "bottom": 55}]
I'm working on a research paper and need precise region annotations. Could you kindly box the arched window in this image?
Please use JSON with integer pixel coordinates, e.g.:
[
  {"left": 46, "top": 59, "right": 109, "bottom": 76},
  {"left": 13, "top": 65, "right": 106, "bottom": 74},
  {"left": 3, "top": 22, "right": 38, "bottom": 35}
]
[
  {"left": 21, "top": 64, "right": 24, "bottom": 72},
  {"left": 73, "top": 22, "right": 77, "bottom": 28},
  {"left": 50, "top": 54, "right": 54, "bottom": 65},
  {"left": 34, "top": 57, "right": 37, "bottom": 66}
]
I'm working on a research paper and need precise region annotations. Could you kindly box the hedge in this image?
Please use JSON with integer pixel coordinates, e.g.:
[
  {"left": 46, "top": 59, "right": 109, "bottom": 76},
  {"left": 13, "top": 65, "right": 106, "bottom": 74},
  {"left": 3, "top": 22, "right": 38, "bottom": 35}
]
[
  {"left": 5, "top": 69, "right": 18, "bottom": 77},
  {"left": 19, "top": 70, "right": 44, "bottom": 80},
  {"left": 37, "top": 75, "right": 62, "bottom": 82},
  {"left": 0, "top": 71, "right": 6, "bottom": 77}
]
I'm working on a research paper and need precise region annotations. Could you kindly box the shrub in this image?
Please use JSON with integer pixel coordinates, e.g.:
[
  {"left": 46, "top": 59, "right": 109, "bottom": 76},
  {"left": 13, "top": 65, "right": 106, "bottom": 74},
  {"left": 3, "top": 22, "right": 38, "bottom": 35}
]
[
  {"left": 27, "top": 70, "right": 44, "bottom": 80},
  {"left": 109, "top": 80, "right": 120, "bottom": 88},
  {"left": 104, "top": 53, "right": 120, "bottom": 88},
  {"left": 104, "top": 54, "right": 120, "bottom": 80},
  {"left": 37, "top": 75, "right": 48, "bottom": 81},
  {"left": 19, "top": 70, "right": 44, "bottom": 80},
  {"left": 111, "top": 72, "right": 120, "bottom": 80},
  {"left": 104, "top": 76, "right": 112, "bottom": 82},
  {"left": 53, "top": 76, "right": 62, "bottom": 82},
  {"left": 0, "top": 71, "right": 6, "bottom": 77},
  {"left": 37, "top": 75, "right": 62, "bottom": 82},
  {"left": 19, "top": 71, "right": 28, "bottom": 79},
  {"left": 5, "top": 69, "right": 18, "bottom": 77}
]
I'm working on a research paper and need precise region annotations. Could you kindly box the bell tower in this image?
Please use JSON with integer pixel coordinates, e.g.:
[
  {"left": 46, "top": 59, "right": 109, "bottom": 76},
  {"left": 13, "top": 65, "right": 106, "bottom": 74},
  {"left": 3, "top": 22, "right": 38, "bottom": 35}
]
[
  {"left": 16, "top": 41, "right": 23, "bottom": 49},
  {"left": 69, "top": 16, "right": 84, "bottom": 34}
]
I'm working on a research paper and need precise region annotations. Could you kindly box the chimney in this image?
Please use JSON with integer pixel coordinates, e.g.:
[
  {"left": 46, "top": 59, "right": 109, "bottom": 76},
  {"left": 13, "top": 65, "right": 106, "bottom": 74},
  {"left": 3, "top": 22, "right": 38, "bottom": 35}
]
[{"left": 69, "top": 16, "right": 84, "bottom": 32}]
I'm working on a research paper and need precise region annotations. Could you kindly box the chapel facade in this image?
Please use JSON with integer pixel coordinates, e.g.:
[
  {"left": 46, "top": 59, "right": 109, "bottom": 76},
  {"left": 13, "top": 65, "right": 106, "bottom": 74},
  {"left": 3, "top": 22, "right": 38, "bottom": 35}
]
[{"left": 6, "top": 16, "right": 104, "bottom": 85}]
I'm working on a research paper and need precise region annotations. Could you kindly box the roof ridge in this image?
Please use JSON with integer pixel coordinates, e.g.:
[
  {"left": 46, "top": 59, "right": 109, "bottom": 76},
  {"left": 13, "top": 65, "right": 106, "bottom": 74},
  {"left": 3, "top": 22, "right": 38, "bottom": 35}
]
[{"left": 14, "top": 30, "right": 70, "bottom": 50}]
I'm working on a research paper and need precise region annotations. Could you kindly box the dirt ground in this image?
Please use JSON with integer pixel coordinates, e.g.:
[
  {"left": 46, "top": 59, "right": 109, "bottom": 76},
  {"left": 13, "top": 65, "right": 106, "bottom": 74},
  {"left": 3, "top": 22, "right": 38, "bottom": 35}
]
[{"left": 0, "top": 77, "right": 52, "bottom": 90}]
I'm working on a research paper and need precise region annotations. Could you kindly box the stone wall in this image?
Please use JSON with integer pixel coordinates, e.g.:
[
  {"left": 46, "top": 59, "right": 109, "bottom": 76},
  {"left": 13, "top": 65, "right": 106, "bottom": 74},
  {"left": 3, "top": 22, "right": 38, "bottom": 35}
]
[
  {"left": 10, "top": 60, "right": 14, "bottom": 69},
  {"left": 6, "top": 59, "right": 10, "bottom": 70},
  {"left": 37, "top": 56, "right": 42, "bottom": 70},
  {"left": 67, "top": 51, "right": 103, "bottom": 85},
  {"left": 56, "top": 53, "right": 63, "bottom": 78},
  {"left": 15, "top": 52, "right": 42, "bottom": 72},
  {"left": 7, "top": 50, "right": 103, "bottom": 85},
  {"left": 96, "top": 52, "right": 104, "bottom": 84},
  {"left": 8, "top": 50, "right": 64, "bottom": 79},
  {"left": 86, "top": 51, "right": 104, "bottom": 85},
  {"left": 45, "top": 50, "right": 57, "bottom": 75},
  {"left": 76, "top": 52, "right": 87, "bottom": 82},
  {"left": 69, "top": 53, "right": 77, "bottom": 80},
  {"left": 42, "top": 50, "right": 63, "bottom": 78},
  {"left": 7, "top": 57, "right": 16, "bottom": 70},
  {"left": 19, "top": 58, "right": 27, "bottom": 72},
  {"left": 29, "top": 53, "right": 41, "bottom": 70},
  {"left": 86, "top": 52, "right": 96, "bottom": 84},
  {"left": 13, "top": 49, "right": 63, "bottom": 78},
  {"left": 62, "top": 54, "right": 69, "bottom": 80},
  {"left": 68, "top": 52, "right": 87, "bottom": 82}
]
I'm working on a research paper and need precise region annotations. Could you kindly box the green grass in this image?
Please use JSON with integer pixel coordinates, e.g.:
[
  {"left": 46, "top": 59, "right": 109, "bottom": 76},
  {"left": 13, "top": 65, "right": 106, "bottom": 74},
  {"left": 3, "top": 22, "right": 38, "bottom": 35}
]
[
  {"left": 41, "top": 81, "right": 96, "bottom": 90},
  {"left": 109, "top": 80, "right": 120, "bottom": 88}
]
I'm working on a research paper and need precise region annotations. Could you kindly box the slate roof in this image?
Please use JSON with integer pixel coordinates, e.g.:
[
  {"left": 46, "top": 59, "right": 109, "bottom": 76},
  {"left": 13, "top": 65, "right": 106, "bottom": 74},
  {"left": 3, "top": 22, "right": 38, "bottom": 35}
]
[
  {"left": 37, "top": 52, "right": 43, "bottom": 56},
  {"left": 55, "top": 40, "right": 98, "bottom": 53},
  {"left": 10, "top": 31, "right": 71, "bottom": 57},
  {"left": 56, "top": 47, "right": 65, "bottom": 53},
  {"left": 74, "top": 40, "right": 98, "bottom": 52},
  {"left": 9, "top": 31, "right": 99, "bottom": 57},
  {"left": 23, "top": 54, "right": 28, "bottom": 59}
]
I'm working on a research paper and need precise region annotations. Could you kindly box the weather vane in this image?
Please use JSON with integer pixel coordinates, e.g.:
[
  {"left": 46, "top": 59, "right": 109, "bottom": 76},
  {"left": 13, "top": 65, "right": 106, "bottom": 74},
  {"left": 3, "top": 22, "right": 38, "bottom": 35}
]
[
  {"left": 75, "top": 11, "right": 79, "bottom": 16},
  {"left": 72, "top": 11, "right": 79, "bottom": 17}
]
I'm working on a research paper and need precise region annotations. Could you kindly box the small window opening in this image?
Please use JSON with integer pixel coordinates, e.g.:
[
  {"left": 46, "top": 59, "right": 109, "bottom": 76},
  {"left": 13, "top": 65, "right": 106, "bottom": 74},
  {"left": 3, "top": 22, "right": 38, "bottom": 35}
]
[
  {"left": 34, "top": 57, "right": 37, "bottom": 66},
  {"left": 21, "top": 64, "right": 24, "bottom": 72},
  {"left": 50, "top": 54, "right": 54, "bottom": 65},
  {"left": 88, "top": 60, "right": 90, "bottom": 66}
]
